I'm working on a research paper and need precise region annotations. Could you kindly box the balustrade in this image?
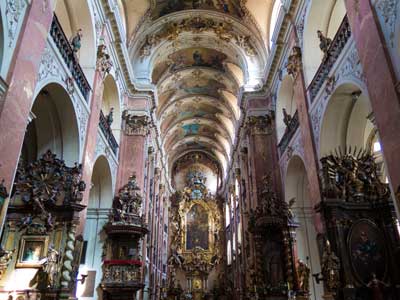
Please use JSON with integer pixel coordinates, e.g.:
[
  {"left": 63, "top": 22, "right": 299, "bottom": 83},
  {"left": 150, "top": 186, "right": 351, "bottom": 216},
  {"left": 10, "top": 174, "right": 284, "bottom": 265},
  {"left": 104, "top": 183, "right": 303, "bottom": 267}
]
[
  {"left": 308, "top": 16, "right": 351, "bottom": 102},
  {"left": 278, "top": 110, "right": 299, "bottom": 155},
  {"left": 50, "top": 15, "right": 91, "bottom": 101},
  {"left": 99, "top": 110, "right": 119, "bottom": 155}
]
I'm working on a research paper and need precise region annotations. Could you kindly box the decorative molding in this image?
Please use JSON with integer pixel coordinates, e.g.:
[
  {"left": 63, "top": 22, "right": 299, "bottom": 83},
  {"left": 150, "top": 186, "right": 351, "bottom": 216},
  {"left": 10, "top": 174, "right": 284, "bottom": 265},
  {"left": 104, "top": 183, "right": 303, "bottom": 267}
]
[
  {"left": 336, "top": 44, "right": 365, "bottom": 83},
  {"left": 5, "top": 0, "right": 27, "bottom": 47},
  {"left": 38, "top": 45, "right": 62, "bottom": 82},
  {"left": 296, "top": 6, "right": 307, "bottom": 49},
  {"left": 373, "top": 0, "right": 398, "bottom": 48}
]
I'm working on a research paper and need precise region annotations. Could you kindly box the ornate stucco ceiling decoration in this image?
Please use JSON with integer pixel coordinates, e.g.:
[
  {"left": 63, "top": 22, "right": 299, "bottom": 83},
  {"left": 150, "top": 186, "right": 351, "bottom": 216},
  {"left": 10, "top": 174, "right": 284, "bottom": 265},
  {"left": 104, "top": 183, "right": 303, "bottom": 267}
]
[
  {"left": 129, "top": 10, "right": 267, "bottom": 88},
  {"left": 124, "top": 0, "right": 271, "bottom": 188}
]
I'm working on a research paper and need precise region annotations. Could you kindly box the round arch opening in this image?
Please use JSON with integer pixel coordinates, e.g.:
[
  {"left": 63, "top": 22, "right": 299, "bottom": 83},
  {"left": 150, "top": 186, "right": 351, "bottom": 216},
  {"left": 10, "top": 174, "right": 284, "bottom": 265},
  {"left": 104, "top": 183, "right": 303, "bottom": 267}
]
[
  {"left": 88, "top": 155, "right": 113, "bottom": 209},
  {"left": 285, "top": 156, "right": 324, "bottom": 300},
  {"left": 21, "top": 83, "right": 79, "bottom": 166},
  {"left": 319, "top": 83, "right": 373, "bottom": 157}
]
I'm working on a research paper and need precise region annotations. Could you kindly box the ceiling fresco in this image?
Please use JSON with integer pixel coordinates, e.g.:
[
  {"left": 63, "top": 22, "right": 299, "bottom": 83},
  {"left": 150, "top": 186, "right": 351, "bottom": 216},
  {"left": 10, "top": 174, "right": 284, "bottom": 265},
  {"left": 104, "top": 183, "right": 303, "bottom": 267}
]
[
  {"left": 151, "top": 0, "right": 245, "bottom": 20},
  {"left": 152, "top": 47, "right": 228, "bottom": 83}
]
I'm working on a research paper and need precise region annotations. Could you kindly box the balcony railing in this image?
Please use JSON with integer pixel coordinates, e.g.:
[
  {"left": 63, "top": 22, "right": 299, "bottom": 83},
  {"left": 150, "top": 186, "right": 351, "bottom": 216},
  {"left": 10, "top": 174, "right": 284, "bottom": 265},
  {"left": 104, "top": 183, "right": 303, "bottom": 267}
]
[
  {"left": 278, "top": 110, "right": 299, "bottom": 155},
  {"left": 308, "top": 15, "right": 351, "bottom": 102},
  {"left": 50, "top": 15, "right": 91, "bottom": 101},
  {"left": 99, "top": 110, "right": 119, "bottom": 155}
]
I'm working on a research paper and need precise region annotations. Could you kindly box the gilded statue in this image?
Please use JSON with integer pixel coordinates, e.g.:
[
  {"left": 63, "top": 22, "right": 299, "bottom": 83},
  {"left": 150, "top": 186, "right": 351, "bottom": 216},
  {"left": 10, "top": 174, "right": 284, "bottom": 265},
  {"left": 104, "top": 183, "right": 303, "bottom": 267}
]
[
  {"left": 0, "top": 247, "right": 15, "bottom": 280},
  {"left": 43, "top": 246, "right": 60, "bottom": 288},
  {"left": 297, "top": 259, "right": 310, "bottom": 294},
  {"left": 321, "top": 240, "right": 340, "bottom": 294}
]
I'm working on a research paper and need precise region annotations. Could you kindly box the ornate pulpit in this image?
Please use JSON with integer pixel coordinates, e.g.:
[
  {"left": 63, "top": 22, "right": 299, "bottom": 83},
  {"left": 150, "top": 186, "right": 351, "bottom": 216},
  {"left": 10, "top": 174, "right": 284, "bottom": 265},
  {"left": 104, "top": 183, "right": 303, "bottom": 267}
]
[
  {"left": 100, "top": 175, "right": 148, "bottom": 300},
  {"left": 317, "top": 149, "right": 400, "bottom": 300},
  {"left": 248, "top": 175, "right": 299, "bottom": 300}
]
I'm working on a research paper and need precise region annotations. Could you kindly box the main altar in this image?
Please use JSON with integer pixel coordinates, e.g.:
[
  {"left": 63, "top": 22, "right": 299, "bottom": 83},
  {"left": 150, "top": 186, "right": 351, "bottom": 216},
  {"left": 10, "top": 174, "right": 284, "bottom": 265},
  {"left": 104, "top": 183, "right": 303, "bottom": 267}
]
[{"left": 166, "top": 170, "right": 224, "bottom": 300}]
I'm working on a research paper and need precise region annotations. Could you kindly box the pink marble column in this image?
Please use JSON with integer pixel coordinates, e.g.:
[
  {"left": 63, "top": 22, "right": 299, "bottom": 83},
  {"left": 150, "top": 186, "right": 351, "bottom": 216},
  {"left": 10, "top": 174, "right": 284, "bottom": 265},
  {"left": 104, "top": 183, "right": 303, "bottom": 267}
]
[
  {"left": 77, "top": 67, "right": 106, "bottom": 235},
  {"left": 0, "top": 2, "right": 54, "bottom": 192},
  {"left": 115, "top": 109, "right": 149, "bottom": 191},
  {"left": 344, "top": 0, "right": 400, "bottom": 212},
  {"left": 245, "top": 101, "right": 282, "bottom": 201},
  {"left": 287, "top": 33, "right": 324, "bottom": 232}
]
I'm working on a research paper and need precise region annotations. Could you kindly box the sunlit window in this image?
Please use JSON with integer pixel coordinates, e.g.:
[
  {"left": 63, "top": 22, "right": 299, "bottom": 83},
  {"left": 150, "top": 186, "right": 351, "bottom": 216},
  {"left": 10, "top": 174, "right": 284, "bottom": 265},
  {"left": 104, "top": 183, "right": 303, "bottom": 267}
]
[
  {"left": 269, "top": 0, "right": 282, "bottom": 46},
  {"left": 227, "top": 240, "right": 232, "bottom": 265},
  {"left": 225, "top": 202, "right": 230, "bottom": 227},
  {"left": 373, "top": 141, "right": 381, "bottom": 152}
]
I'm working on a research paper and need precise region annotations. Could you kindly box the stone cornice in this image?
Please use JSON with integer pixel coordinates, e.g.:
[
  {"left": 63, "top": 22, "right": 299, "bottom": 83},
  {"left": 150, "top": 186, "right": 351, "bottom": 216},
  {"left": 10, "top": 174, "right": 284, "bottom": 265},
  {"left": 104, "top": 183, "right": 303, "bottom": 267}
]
[{"left": 265, "top": 0, "right": 301, "bottom": 87}]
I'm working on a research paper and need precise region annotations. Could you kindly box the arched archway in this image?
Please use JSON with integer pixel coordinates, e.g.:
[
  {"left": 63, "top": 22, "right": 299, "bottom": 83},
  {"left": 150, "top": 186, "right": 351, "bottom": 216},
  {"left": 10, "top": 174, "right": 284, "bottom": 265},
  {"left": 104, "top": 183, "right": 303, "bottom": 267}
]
[
  {"left": 285, "top": 156, "right": 323, "bottom": 300},
  {"left": 78, "top": 155, "right": 113, "bottom": 298},
  {"left": 88, "top": 155, "right": 113, "bottom": 209},
  {"left": 55, "top": 0, "right": 96, "bottom": 84},
  {"left": 320, "top": 83, "right": 373, "bottom": 156},
  {"left": 21, "top": 83, "right": 79, "bottom": 165},
  {"left": 276, "top": 75, "right": 297, "bottom": 141},
  {"left": 102, "top": 75, "right": 122, "bottom": 144},
  {"left": 303, "top": 0, "right": 346, "bottom": 85}
]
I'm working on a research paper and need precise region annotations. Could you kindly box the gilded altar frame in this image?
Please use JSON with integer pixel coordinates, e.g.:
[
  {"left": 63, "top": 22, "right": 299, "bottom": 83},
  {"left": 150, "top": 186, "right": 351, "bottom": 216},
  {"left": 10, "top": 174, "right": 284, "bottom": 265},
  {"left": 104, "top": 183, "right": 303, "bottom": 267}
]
[{"left": 179, "top": 198, "right": 222, "bottom": 266}]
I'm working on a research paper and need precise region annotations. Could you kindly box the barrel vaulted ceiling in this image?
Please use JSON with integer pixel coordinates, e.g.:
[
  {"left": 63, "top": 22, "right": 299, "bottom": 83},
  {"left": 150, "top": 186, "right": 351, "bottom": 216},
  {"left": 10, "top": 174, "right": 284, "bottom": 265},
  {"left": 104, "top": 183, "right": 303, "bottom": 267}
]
[{"left": 121, "top": 0, "right": 273, "bottom": 184}]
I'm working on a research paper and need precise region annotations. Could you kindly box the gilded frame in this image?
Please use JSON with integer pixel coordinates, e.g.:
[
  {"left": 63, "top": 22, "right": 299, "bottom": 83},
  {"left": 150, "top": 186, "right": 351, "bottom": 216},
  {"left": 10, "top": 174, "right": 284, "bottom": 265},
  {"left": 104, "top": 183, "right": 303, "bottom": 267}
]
[
  {"left": 181, "top": 199, "right": 221, "bottom": 260},
  {"left": 16, "top": 235, "right": 49, "bottom": 268}
]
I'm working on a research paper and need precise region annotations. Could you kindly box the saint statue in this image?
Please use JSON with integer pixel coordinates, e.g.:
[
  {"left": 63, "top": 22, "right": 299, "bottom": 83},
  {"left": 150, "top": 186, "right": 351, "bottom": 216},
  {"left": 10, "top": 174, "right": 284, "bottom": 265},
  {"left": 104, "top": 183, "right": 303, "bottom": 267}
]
[
  {"left": 367, "top": 273, "right": 389, "bottom": 300},
  {"left": 106, "top": 107, "right": 114, "bottom": 128},
  {"left": 317, "top": 30, "right": 332, "bottom": 58},
  {"left": 282, "top": 108, "right": 292, "bottom": 129},
  {"left": 71, "top": 29, "right": 83, "bottom": 54},
  {"left": 321, "top": 240, "right": 340, "bottom": 294},
  {"left": 297, "top": 259, "right": 310, "bottom": 294},
  {"left": 43, "top": 246, "right": 60, "bottom": 287}
]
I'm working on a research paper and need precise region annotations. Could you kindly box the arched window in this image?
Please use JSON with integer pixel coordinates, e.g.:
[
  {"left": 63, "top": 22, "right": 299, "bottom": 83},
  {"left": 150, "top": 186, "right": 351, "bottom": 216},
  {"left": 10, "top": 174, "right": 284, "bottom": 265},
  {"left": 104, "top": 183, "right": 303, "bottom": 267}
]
[{"left": 269, "top": 0, "right": 282, "bottom": 47}]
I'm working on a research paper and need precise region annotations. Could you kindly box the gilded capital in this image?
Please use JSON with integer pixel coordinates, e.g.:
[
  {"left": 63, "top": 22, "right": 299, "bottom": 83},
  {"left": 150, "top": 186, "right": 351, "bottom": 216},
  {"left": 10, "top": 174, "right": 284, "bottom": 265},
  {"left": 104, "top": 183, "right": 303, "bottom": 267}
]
[
  {"left": 246, "top": 112, "right": 274, "bottom": 135},
  {"left": 122, "top": 110, "right": 150, "bottom": 136}
]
